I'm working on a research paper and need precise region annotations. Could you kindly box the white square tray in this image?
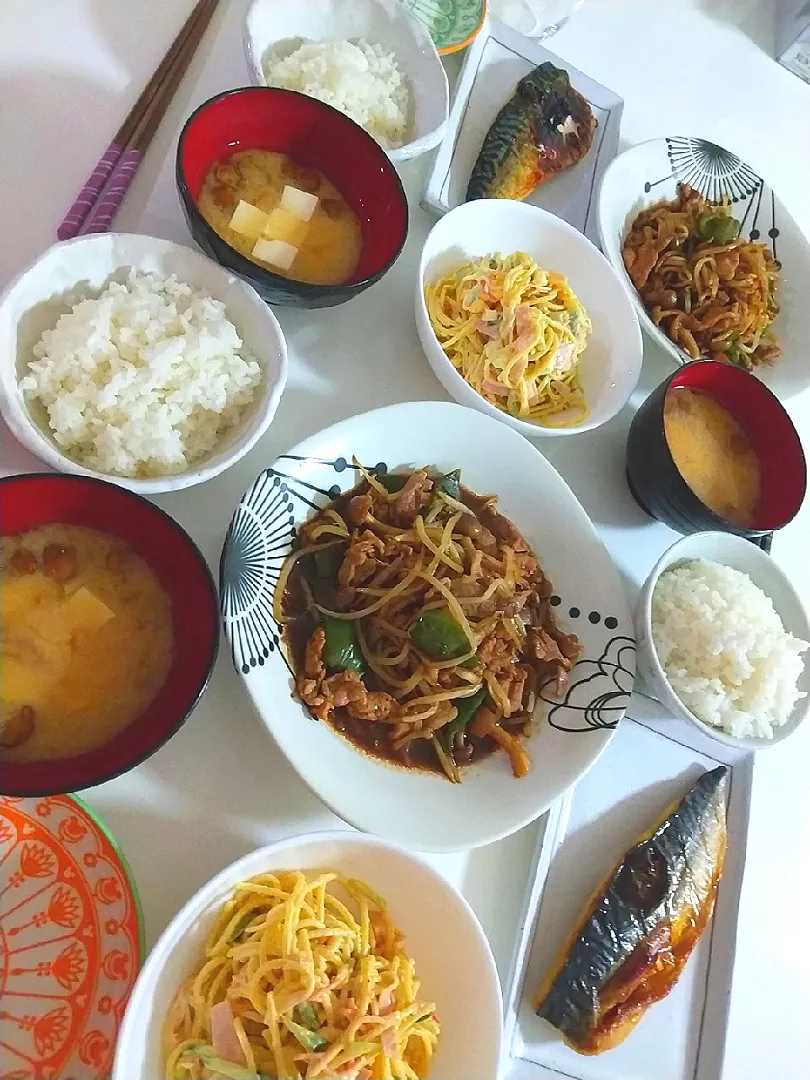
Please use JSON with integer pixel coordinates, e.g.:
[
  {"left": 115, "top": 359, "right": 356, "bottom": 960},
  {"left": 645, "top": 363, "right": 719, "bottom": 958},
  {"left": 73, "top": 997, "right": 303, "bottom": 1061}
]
[
  {"left": 423, "top": 17, "right": 624, "bottom": 245},
  {"left": 502, "top": 714, "right": 753, "bottom": 1080}
]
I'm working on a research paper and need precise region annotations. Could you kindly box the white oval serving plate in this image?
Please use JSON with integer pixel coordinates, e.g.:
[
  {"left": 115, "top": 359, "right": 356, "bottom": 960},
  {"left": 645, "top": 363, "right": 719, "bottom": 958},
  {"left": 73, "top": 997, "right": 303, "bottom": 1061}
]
[{"left": 220, "top": 401, "right": 636, "bottom": 851}]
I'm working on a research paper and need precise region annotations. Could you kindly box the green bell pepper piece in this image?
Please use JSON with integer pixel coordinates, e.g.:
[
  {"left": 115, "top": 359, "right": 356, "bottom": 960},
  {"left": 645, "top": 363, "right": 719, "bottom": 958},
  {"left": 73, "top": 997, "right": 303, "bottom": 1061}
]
[
  {"left": 377, "top": 472, "right": 407, "bottom": 493},
  {"left": 410, "top": 607, "right": 470, "bottom": 660},
  {"left": 378, "top": 468, "right": 460, "bottom": 501},
  {"left": 324, "top": 616, "right": 366, "bottom": 674},
  {"left": 697, "top": 212, "right": 739, "bottom": 245},
  {"left": 726, "top": 341, "right": 744, "bottom": 367},
  {"left": 436, "top": 468, "right": 461, "bottom": 500},
  {"left": 442, "top": 687, "right": 488, "bottom": 750},
  {"left": 313, "top": 545, "right": 343, "bottom": 581}
]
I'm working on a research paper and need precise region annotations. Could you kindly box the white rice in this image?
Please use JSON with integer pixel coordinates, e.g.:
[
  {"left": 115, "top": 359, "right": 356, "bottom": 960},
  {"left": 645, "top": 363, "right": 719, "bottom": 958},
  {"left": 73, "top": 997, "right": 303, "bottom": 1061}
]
[
  {"left": 20, "top": 270, "right": 262, "bottom": 479},
  {"left": 651, "top": 558, "right": 808, "bottom": 739},
  {"left": 263, "top": 38, "right": 409, "bottom": 150}
]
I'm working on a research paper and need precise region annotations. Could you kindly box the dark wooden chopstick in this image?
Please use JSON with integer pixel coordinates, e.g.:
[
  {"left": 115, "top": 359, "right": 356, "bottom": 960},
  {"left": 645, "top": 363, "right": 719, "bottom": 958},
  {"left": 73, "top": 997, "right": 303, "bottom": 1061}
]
[{"left": 57, "top": 0, "right": 220, "bottom": 240}]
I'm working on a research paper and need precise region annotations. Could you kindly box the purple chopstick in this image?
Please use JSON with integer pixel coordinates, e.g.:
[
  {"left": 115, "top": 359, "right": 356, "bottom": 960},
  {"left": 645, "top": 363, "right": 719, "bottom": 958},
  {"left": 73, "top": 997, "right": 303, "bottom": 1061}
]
[
  {"left": 56, "top": 143, "right": 124, "bottom": 240},
  {"left": 53, "top": 0, "right": 220, "bottom": 240},
  {"left": 83, "top": 150, "right": 143, "bottom": 235}
]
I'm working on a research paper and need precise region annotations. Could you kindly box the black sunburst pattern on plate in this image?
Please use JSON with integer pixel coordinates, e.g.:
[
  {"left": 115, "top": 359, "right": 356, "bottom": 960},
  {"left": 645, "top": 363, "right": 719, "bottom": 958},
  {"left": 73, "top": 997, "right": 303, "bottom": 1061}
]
[
  {"left": 220, "top": 470, "right": 296, "bottom": 675},
  {"left": 644, "top": 137, "right": 779, "bottom": 258},
  {"left": 220, "top": 457, "right": 390, "bottom": 675},
  {"left": 542, "top": 601, "right": 635, "bottom": 732}
]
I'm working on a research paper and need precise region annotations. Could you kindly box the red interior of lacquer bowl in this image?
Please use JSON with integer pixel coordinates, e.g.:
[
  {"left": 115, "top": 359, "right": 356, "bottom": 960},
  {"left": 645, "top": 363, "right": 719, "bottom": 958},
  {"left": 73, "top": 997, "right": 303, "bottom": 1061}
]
[
  {"left": 667, "top": 361, "right": 807, "bottom": 530},
  {"left": 0, "top": 474, "right": 218, "bottom": 795},
  {"left": 179, "top": 87, "right": 407, "bottom": 283}
]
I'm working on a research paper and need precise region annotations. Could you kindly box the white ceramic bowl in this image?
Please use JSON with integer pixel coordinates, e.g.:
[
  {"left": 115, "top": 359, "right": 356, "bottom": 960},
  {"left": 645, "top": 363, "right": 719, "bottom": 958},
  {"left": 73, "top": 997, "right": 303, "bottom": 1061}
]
[
  {"left": 244, "top": 0, "right": 449, "bottom": 164},
  {"left": 0, "top": 233, "right": 288, "bottom": 495},
  {"left": 598, "top": 137, "right": 810, "bottom": 401},
  {"left": 113, "top": 831, "right": 503, "bottom": 1080},
  {"left": 636, "top": 532, "right": 810, "bottom": 751},
  {"left": 221, "top": 401, "right": 636, "bottom": 851},
  {"left": 415, "top": 200, "right": 643, "bottom": 438}
]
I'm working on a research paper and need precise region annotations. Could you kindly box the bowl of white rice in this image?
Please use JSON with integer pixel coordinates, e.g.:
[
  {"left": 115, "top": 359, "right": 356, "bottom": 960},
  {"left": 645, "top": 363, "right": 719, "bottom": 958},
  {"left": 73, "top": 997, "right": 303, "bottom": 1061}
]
[
  {"left": 636, "top": 532, "right": 810, "bottom": 749},
  {"left": 0, "top": 233, "right": 288, "bottom": 494},
  {"left": 243, "top": 0, "right": 449, "bottom": 163}
]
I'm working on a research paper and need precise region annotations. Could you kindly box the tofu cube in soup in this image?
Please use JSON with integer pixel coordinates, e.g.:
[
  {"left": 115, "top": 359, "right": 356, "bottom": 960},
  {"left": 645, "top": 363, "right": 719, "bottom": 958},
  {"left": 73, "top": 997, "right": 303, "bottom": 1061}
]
[
  {"left": 229, "top": 199, "right": 269, "bottom": 239},
  {"left": 63, "top": 586, "right": 116, "bottom": 632},
  {"left": 252, "top": 238, "right": 298, "bottom": 271},
  {"left": 264, "top": 207, "right": 309, "bottom": 247},
  {"left": 280, "top": 185, "right": 319, "bottom": 222}
]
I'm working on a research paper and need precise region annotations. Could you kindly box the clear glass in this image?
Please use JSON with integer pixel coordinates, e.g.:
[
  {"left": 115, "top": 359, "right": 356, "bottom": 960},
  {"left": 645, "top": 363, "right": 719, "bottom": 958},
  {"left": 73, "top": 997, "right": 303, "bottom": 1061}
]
[{"left": 487, "top": 0, "right": 585, "bottom": 38}]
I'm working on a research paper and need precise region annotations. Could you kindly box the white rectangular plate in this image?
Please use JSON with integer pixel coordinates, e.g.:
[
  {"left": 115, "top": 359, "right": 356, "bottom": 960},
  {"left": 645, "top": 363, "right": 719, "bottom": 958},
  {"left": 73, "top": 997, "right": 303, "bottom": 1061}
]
[
  {"left": 423, "top": 17, "right": 623, "bottom": 245},
  {"left": 503, "top": 716, "right": 753, "bottom": 1080}
]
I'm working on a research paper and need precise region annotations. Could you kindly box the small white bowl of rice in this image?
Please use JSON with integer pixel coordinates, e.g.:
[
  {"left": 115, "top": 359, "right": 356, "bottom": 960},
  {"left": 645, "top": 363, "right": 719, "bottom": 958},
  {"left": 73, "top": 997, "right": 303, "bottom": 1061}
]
[
  {"left": 243, "top": 0, "right": 449, "bottom": 163},
  {"left": 0, "top": 233, "right": 288, "bottom": 494},
  {"left": 636, "top": 532, "right": 810, "bottom": 750}
]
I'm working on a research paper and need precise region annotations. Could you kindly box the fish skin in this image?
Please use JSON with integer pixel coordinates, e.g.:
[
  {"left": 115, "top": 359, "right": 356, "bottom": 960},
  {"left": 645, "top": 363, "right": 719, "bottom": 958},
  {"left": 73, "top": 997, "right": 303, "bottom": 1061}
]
[
  {"left": 535, "top": 765, "right": 728, "bottom": 1053},
  {"left": 466, "top": 62, "right": 597, "bottom": 202}
]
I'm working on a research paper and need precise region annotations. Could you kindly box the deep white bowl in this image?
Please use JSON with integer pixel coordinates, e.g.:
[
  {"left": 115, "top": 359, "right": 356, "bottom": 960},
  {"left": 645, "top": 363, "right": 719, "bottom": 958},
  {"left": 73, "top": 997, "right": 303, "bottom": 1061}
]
[
  {"left": 415, "top": 199, "right": 643, "bottom": 438},
  {"left": 221, "top": 401, "right": 636, "bottom": 851},
  {"left": 244, "top": 0, "right": 449, "bottom": 164},
  {"left": 113, "top": 831, "right": 503, "bottom": 1080},
  {"left": 636, "top": 532, "right": 810, "bottom": 750},
  {"left": 0, "top": 233, "right": 288, "bottom": 495},
  {"left": 597, "top": 137, "right": 810, "bottom": 401}
]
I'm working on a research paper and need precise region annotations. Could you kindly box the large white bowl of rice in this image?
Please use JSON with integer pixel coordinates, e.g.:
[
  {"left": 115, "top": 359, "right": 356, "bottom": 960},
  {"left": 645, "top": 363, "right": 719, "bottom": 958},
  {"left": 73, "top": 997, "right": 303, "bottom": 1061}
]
[
  {"left": 636, "top": 532, "right": 810, "bottom": 749},
  {"left": 0, "top": 233, "right": 288, "bottom": 494},
  {"left": 243, "top": 0, "right": 449, "bottom": 163}
]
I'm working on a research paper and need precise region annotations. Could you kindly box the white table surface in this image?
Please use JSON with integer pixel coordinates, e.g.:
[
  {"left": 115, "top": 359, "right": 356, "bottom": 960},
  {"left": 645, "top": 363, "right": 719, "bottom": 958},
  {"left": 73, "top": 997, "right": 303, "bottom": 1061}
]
[{"left": 1, "top": 2, "right": 809, "bottom": 1078}]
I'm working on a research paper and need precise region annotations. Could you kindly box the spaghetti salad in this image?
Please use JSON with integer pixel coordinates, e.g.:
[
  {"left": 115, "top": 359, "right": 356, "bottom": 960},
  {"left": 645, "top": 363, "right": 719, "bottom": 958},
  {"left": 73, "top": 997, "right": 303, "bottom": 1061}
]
[
  {"left": 426, "top": 251, "right": 591, "bottom": 426},
  {"left": 164, "top": 871, "right": 439, "bottom": 1080}
]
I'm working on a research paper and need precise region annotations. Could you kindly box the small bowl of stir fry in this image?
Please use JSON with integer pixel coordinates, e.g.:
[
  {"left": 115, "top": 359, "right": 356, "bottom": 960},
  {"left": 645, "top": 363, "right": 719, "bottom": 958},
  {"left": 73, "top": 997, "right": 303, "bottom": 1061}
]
[
  {"left": 598, "top": 136, "right": 810, "bottom": 401},
  {"left": 220, "top": 400, "right": 636, "bottom": 851}
]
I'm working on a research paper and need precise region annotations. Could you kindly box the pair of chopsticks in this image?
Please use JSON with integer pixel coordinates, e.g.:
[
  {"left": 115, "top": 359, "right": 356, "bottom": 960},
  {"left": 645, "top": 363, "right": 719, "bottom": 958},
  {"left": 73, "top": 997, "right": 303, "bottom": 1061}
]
[{"left": 57, "top": 0, "right": 221, "bottom": 240}]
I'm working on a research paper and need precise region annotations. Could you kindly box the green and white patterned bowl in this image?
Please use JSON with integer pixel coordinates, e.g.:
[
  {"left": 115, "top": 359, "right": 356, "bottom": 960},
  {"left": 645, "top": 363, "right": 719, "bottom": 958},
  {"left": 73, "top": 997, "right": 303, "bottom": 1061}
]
[{"left": 399, "top": 0, "right": 486, "bottom": 54}]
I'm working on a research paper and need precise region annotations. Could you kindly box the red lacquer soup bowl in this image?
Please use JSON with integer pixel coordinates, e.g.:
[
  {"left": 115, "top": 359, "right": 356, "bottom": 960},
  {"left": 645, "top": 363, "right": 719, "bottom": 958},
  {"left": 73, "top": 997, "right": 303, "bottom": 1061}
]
[
  {"left": 626, "top": 360, "right": 806, "bottom": 538},
  {"left": 176, "top": 86, "right": 409, "bottom": 308},
  {"left": 0, "top": 473, "right": 219, "bottom": 796}
]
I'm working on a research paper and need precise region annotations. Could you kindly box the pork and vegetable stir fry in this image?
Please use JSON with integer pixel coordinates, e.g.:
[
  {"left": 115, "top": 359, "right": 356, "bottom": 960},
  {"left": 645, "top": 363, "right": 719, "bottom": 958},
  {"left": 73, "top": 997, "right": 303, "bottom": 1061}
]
[{"left": 278, "top": 466, "right": 581, "bottom": 783}]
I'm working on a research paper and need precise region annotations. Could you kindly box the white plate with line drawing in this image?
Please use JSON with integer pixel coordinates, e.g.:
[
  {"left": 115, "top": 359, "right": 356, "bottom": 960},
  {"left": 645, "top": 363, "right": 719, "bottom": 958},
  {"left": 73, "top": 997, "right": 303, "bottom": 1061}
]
[{"left": 220, "top": 401, "right": 636, "bottom": 852}]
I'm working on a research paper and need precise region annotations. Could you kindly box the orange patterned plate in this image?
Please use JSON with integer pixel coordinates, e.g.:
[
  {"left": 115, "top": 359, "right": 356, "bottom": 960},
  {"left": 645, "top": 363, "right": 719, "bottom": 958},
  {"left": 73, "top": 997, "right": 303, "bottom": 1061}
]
[{"left": 0, "top": 794, "right": 142, "bottom": 1080}]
